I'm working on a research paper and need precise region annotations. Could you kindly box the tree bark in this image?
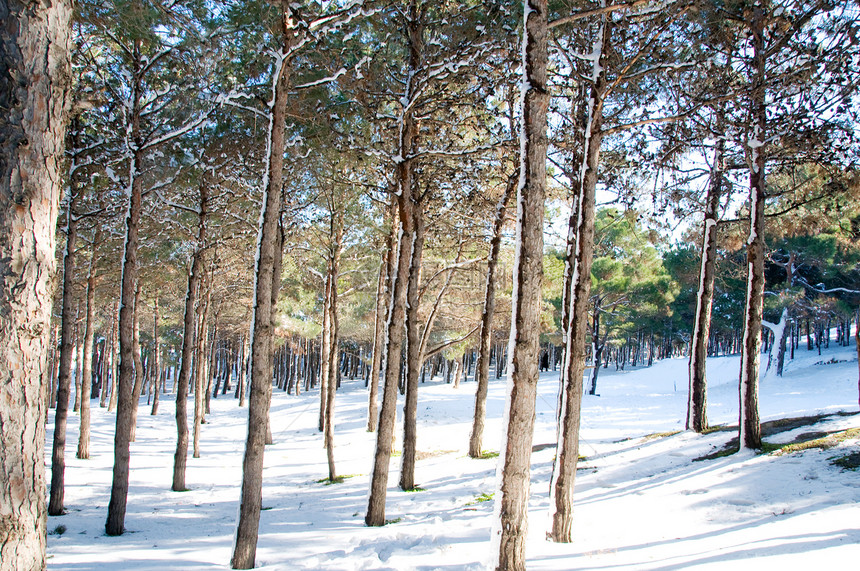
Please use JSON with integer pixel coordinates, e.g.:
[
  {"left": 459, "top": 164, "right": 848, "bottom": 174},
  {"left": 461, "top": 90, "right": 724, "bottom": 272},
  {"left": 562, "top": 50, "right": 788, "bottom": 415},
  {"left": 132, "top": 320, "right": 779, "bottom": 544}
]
[
  {"left": 73, "top": 313, "right": 82, "bottom": 413},
  {"left": 0, "top": 0, "right": 71, "bottom": 564},
  {"left": 739, "top": 7, "right": 766, "bottom": 451},
  {"left": 491, "top": 1, "right": 547, "bottom": 568},
  {"left": 368, "top": 198, "right": 396, "bottom": 432},
  {"left": 48, "top": 163, "right": 81, "bottom": 516},
  {"left": 231, "top": 5, "right": 294, "bottom": 565},
  {"left": 687, "top": 119, "right": 724, "bottom": 432},
  {"left": 469, "top": 176, "right": 515, "bottom": 458},
  {"left": 324, "top": 213, "right": 343, "bottom": 481},
  {"left": 172, "top": 183, "right": 207, "bottom": 492},
  {"left": 129, "top": 282, "right": 145, "bottom": 442},
  {"left": 366, "top": 0, "right": 422, "bottom": 527},
  {"left": 105, "top": 37, "right": 145, "bottom": 536},
  {"left": 193, "top": 276, "right": 211, "bottom": 459},
  {"left": 151, "top": 296, "right": 161, "bottom": 415},
  {"left": 549, "top": 8, "right": 608, "bottom": 545},
  {"left": 400, "top": 198, "right": 425, "bottom": 491}
]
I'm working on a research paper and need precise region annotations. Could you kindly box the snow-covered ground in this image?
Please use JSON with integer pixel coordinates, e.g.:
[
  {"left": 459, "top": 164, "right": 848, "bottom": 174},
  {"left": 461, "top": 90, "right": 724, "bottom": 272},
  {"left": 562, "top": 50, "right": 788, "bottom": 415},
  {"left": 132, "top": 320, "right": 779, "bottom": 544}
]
[{"left": 46, "top": 340, "right": 860, "bottom": 570}]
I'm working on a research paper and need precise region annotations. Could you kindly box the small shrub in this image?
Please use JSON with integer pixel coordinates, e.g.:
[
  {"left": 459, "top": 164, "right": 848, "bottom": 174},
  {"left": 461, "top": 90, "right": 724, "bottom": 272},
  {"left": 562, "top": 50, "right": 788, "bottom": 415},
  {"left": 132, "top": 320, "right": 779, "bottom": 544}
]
[{"left": 465, "top": 492, "right": 494, "bottom": 506}]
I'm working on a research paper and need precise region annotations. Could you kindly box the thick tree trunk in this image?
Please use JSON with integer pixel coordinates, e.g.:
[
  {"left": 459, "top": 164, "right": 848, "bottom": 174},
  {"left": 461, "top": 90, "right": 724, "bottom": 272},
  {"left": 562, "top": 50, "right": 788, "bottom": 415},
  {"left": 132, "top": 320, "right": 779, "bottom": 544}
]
[
  {"left": 105, "top": 39, "right": 145, "bottom": 533},
  {"left": 231, "top": 7, "right": 294, "bottom": 565},
  {"left": 469, "top": 177, "right": 515, "bottom": 458},
  {"left": 739, "top": 8, "right": 766, "bottom": 451},
  {"left": 491, "top": 2, "right": 547, "bottom": 568},
  {"left": 48, "top": 171, "right": 81, "bottom": 516},
  {"left": 172, "top": 183, "right": 207, "bottom": 492},
  {"left": 549, "top": 9, "right": 608, "bottom": 545},
  {"left": 0, "top": 1, "right": 71, "bottom": 564},
  {"left": 687, "top": 125, "right": 724, "bottom": 432}
]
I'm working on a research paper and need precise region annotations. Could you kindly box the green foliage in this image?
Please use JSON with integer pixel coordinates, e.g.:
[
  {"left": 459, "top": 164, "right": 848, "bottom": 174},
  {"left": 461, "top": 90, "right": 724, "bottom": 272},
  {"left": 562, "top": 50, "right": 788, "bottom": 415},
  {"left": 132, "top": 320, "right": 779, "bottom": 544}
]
[{"left": 465, "top": 492, "right": 494, "bottom": 506}]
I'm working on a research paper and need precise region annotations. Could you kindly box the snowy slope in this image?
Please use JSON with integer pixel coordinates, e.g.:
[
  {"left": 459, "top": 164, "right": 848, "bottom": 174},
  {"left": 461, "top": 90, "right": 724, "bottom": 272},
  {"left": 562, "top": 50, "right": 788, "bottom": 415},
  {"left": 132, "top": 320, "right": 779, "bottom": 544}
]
[{"left": 46, "top": 341, "right": 859, "bottom": 570}]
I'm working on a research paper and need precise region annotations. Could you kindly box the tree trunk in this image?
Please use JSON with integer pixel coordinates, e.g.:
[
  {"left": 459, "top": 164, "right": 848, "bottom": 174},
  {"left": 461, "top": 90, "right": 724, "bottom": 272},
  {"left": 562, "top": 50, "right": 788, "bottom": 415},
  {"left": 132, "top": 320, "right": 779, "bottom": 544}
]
[
  {"left": 738, "top": 8, "right": 766, "bottom": 451},
  {"left": 129, "top": 283, "right": 145, "bottom": 442},
  {"left": 366, "top": 1, "right": 421, "bottom": 527},
  {"left": 549, "top": 8, "right": 608, "bottom": 544},
  {"left": 193, "top": 278, "right": 211, "bottom": 459},
  {"left": 106, "top": 38, "right": 145, "bottom": 535},
  {"left": 324, "top": 210, "right": 343, "bottom": 482},
  {"left": 151, "top": 296, "right": 161, "bottom": 415},
  {"left": 469, "top": 175, "right": 515, "bottom": 458},
  {"left": 231, "top": 7, "right": 294, "bottom": 565},
  {"left": 172, "top": 182, "right": 208, "bottom": 492},
  {"left": 73, "top": 313, "right": 83, "bottom": 413},
  {"left": 48, "top": 165, "right": 81, "bottom": 516},
  {"left": 318, "top": 265, "right": 331, "bottom": 433},
  {"left": 400, "top": 199, "right": 425, "bottom": 491},
  {"left": 687, "top": 112, "right": 724, "bottom": 432},
  {"left": 0, "top": 2, "right": 71, "bottom": 564},
  {"left": 492, "top": 1, "right": 547, "bottom": 568}
]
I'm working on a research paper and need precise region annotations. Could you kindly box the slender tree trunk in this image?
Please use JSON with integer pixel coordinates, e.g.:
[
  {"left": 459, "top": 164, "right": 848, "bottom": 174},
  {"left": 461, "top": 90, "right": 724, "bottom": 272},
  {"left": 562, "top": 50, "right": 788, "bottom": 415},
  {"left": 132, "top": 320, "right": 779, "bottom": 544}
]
[
  {"left": 492, "top": 1, "right": 548, "bottom": 567},
  {"left": 366, "top": 1, "right": 421, "bottom": 527},
  {"left": 73, "top": 313, "right": 83, "bottom": 413},
  {"left": 105, "top": 38, "right": 145, "bottom": 535},
  {"left": 193, "top": 279, "right": 211, "bottom": 459},
  {"left": 172, "top": 182, "right": 208, "bottom": 492},
  {"left": 231, "top": 7, "right": 294, "bottom": 565},
  {"left": 549, "top": 9, "right": 608, "bottom": 544},
  {"left": 739, "top": 8, "right": 766, "bottom": 451},
  {"left": 324, "top": 215, "right": 343, "bottom": 481},
  {"left": 687, "top": 118, "right": 724, "bottom": 432},
  {"left": 76, "top": 240, "right": 96, "bottom": 459},
  {"left": 151, "top": 297, "right": 161, "bottom": 415},
  {"left": 106, "top": 311, "right": 118, "bottom": 411},
  {"left": 0, "top": 1, "right": 71, "bottom": 564},
  {"left": 469, "top": 178, "right": 515, "bottom": 458},
  {"left": 400, "top": 200, "right": 425, "bottom": 491},
  {"left": 129, "top": 283, "right": 145, "bottom": 442},
  {"left": 48, "top": 165, "right": 81, "bottom": 516},
  {"left": 318, "top": 269, "right": 331, "bottom": 432},
  {"left": 368, "top": 201, "right": 395, "bottom": 432}
]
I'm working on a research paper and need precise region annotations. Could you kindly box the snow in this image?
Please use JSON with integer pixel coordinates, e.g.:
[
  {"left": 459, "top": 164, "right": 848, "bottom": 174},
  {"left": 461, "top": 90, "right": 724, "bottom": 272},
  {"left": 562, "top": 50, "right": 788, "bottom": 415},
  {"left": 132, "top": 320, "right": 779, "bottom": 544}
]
[{"left": 46, "top": 341, "right": 859, "bottom": 569}]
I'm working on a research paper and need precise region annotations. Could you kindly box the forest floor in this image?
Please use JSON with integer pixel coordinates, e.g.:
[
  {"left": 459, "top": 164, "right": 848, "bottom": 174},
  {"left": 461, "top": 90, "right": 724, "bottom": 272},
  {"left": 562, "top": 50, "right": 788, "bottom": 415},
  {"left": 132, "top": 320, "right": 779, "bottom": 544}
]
[{"left": 46, "top": 340, "right": 860, "bottom": 570}]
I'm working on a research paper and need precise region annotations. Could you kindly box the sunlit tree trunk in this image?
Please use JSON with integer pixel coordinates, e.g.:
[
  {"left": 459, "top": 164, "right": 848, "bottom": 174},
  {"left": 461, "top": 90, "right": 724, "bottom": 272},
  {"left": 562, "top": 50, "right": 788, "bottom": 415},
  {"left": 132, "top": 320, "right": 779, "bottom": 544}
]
[
  {"left": 469, "top": 176, "right": 515, "bottom": 459},
  {"left": 106, "top": 38, "right": 145, "bottom": 536},
  {"left": 400, "top": 200, "right": 425, "bottom": 491},
  {"left": 739, "top": 7, "right": 766, "bottom": 451},
  {"left": 549, "top": 9, "right": 609, "bottom": 545},
  {"left": 172, "top": 182, "right": 208, "bottom": 492},
  {"left": 687, "top": 118, "right": 724, "bottom": 433},
  {"left": 48, "top": 159, "right": 81, "bottom": 516},
  {"left": 231, "top": 4, "right": 295, "bottom": 565},
  {"left": 366, "top": 0, "right": 421, "bottom": 527},
  {"left": 0, "top": 0, "right": 71, "bottom": 564},
  {"left": 491, "top": 1, "right": 548, "bottom": 567}
]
